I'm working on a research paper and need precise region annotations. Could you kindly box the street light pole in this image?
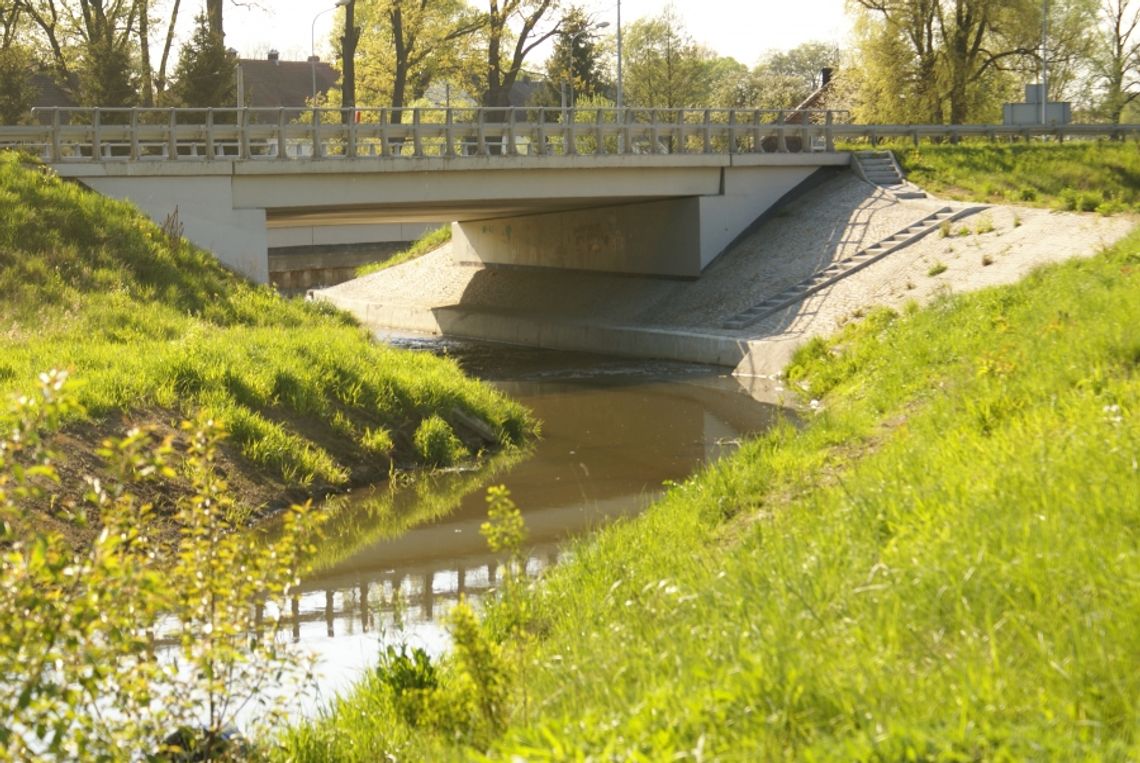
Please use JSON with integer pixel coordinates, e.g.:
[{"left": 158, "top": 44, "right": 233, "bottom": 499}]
[
  {"left": 1041, "top": 0, "right": 1049, "bottom": 125},
  {"left": 616, "top": 0, "right": 623, "bottom": 114},
  {"left": 311, "top": 0, "right": 349, "bottom": 102}
]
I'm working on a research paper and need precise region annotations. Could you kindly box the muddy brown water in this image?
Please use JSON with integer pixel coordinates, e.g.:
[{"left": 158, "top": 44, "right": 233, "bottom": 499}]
[{"left": 285, "top": 339, "right": 790, "bottom": 706}]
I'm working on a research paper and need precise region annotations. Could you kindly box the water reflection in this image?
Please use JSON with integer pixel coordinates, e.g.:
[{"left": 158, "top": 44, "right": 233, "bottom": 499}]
[{"left": 287, "top": 345, "right": 788, "bottom": 703}]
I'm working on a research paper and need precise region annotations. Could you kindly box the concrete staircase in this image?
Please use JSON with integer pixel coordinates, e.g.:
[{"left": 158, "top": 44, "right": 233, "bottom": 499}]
[
  {"left": 853, "top": 151, "right": 927, "bottom": 199},
  {"left": 721, "top": 205, "right": 988, "bottom": 331}
]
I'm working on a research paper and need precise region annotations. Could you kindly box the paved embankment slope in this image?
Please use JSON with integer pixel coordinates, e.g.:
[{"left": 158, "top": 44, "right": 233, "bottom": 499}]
[{"left": 312, "top": 171, "right": 1134, "bottom": 376}]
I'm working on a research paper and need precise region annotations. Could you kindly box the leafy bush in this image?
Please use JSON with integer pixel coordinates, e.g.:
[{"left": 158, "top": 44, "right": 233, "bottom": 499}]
[{"left": 0, "top": 373, "right": 322, "bottom": 758}]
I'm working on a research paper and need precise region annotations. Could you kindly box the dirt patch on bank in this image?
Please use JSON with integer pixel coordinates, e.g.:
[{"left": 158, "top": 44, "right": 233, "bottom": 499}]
[{"left": 14, "top": 403, "right": 503, "bottom": 550}]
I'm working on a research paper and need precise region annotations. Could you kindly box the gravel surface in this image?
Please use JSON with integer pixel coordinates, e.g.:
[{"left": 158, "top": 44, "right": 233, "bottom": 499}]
[{"left": 315, "top": 171, "right": 1135, "bottom": 372}]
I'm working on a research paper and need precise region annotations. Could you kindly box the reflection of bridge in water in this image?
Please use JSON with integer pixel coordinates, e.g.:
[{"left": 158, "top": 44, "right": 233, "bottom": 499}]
[{"left": 285, "top": 542, "right": 564, "bottom": 642}]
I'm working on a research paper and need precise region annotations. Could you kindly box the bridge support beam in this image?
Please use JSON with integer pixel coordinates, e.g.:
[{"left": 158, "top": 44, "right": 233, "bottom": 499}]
[
  {"left": 450, "top": 165, "right": 822, "bottom": 277},
  {"left": 79, "top": 175, "right": 269, "bottom": 283}
]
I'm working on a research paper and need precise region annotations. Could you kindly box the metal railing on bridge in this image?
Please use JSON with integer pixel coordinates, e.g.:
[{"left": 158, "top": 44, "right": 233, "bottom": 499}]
[{"left": 3, "top": 106, "right": 850, "bottom": 162}]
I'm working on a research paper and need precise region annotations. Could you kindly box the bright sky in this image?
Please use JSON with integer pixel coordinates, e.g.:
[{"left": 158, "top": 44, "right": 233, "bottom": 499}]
[{"left": 224, "top": 0, "right": 853, "bottom": 68}]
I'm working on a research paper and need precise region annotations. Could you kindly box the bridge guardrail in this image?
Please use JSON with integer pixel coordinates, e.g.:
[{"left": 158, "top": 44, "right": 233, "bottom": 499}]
[
  {"left": 1, "top": 106, "right": 851, "bottom": 162},
  {"left": 1, "top": 108, "right": 1136, "bottom": 163}
]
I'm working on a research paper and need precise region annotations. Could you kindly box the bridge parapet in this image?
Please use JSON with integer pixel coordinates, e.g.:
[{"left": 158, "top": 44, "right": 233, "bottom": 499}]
[{"left": 4, "top": 106, "right": 849, "bottom": 163}]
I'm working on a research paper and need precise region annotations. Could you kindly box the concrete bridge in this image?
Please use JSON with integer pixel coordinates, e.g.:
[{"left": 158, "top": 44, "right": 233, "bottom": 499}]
[
  {"left": 3, "top": 107, "right": 1133, "bottom": 284},
  {"left": 3, "top": 106, "right": 855, "bottom": 282}
]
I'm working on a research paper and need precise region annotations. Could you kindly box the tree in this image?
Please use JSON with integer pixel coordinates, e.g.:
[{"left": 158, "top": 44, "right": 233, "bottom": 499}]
[
  {"left": 849, "top": 0, "right": 1099, "bottom": 124},
  {"left": 1089, "top": 0, "right": 1140, "bottom": 121},
  {"left": 712, "top": 42, "right": 841, "bottom": 110},
  {"left": 0, "top": 46, "right": 37, "bottom": 123},
  {"left": 1, "top": 2, "right": 24, "bottom": 49},
  {"left": 623, "top": 6, "right": 715, "bottom": 109},
  {"left": 477, "top": 0, "right": 563, "bottom": 109},
  {"left": 542, "top": 5, "right": 608, "bottom": 106},
  {"left": 346, "top": 0, "right": 479, "bottom": 122},
  {"left": 167, "top": 12, "right": 235, "bottom": 109},
  {"left": 14, "top": 0, "right": 144, "bottom": 107}
]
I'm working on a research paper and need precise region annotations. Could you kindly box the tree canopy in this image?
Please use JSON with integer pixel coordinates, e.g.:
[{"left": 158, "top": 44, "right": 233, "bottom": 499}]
[{"left": 0, "top": 0, "right": 1137, "bottom": 125}]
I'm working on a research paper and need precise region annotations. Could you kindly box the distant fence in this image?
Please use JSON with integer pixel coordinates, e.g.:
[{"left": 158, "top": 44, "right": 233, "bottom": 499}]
[{"left": 0, "top": 107, "right": 1136, "bottom": 164}]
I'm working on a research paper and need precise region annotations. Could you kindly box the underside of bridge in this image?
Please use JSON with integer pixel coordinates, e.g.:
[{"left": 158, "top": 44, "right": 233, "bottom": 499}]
[{"left": 68, "top": 155, "right": 849, "bottom": 283}]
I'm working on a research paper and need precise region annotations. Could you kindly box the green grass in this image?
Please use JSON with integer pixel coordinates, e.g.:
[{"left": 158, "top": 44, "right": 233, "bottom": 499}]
[
  {"left": 282, "top": 226, "right": 1140, "bottom": 759},
  {"left": 355, "top": 225, "right": 452, "bottom": 278},
  {"left": 0, "top": 152, "right": 532, "bottom": 501},
  {"left": 892, "top": 142, "right": 1140, "bottom": 213}
]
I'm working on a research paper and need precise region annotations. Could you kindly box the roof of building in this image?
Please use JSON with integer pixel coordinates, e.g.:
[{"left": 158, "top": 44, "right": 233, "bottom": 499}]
[
  {"left": 30, "top": 71, "right": 77, "bottom": 109},
  {"left": 238, "top": 54, "right": 339, "bottom": 108}
]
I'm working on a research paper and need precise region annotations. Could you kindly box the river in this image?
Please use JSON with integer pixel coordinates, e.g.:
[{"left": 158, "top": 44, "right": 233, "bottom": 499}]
[{"left": 283, "top": 339, "right": 789, "bottom": 710}]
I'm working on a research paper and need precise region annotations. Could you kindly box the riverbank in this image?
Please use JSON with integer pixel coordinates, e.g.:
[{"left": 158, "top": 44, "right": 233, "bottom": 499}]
[
  {"left": 312, "top": 167, "right": 1132, "bottom": 376},
  {"left": 284, "top": 221, "right": 1140, "bottom": 760},
  {"left": 0, "top": 152, "right": 533, "bottom": 543}
]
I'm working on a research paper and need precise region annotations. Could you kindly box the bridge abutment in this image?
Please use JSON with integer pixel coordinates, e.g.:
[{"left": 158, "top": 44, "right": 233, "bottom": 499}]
[
  {"left": 80, "top": 174, "right": 269, "bottom": 282},
  {"left": 450, "top": 164, "right": 825, "bottom": 277},
  {"left": 451, "top": 197, "right": 703, "bottom": 277}
]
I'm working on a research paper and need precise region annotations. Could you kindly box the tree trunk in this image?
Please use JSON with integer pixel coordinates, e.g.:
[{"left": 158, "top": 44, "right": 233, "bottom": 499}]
[
  {"left": 206, "top": 0, "right": 222, "bottom": 40},
  {"left": 155, "top": 0, "right": 181, "bottom": 103},
  {"left": 138, "top": 0, "right": 154, "bottom": 106},
  {"left": 340, "top": 1, "right": 358, "bottom": 124}
]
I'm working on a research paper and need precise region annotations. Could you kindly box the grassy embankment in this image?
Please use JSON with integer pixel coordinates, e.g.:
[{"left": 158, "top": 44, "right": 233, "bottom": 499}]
[
  {"left": 0, "top": 152, "right": 532, "bottom": 534},
  {"left": 282, "top": 145, "right": 1139, "bottom": 760},
  {"left": 355, "top": 225, "right": 452, "bottom": 278},
  {"left": 894, "top": 141, "right": 1140, "bottom": 215}
]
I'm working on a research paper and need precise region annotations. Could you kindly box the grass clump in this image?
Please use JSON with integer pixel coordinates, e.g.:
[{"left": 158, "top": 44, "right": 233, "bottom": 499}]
[
  {"left": 355, "top": 225, "right": 452, "bottom": 277},
  {"left": 0, "top": 152, "right": 532, "bottom": 518},
  {"left": 283, "top": 225, "right": 1140, "bottom": 759},
  {"left": 927, "top": 261, "right": 949, "bottom": 276},
  {"left": 413, "top": 415, "right": 467, "bottom": 467},
  {"left": 896, "top": 142, "right": 1140, "bottom": 213}
]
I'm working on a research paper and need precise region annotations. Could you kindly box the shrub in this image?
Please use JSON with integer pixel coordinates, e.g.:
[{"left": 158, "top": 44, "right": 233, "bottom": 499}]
[
  {"left": 1077, "top": 190, "right": 1104, "bottom": 212},
  {"left": 0, "top": 373, "right": 322, "bottom": 758},
  {"left": 413, "top": 415, "right": 466, "bottom": 466}
]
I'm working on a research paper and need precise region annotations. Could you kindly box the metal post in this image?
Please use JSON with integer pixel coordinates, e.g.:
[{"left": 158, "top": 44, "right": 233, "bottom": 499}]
[
  {"left": 311, "top": 1, "right": 349, "bottom": 102},
  {"left": 616, "top": 0, "right": 623, "bottom": 114},
  {"left": 616, "top": 0, "right": 623, "bottom": 153},
  {"left": 1041, "top": 0, "right": 1049, "bottom": 126}
]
